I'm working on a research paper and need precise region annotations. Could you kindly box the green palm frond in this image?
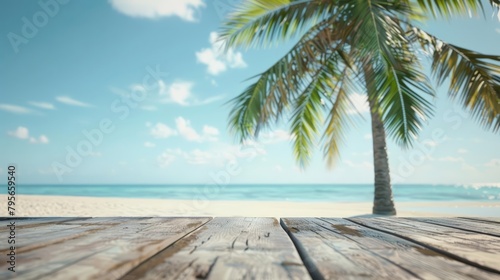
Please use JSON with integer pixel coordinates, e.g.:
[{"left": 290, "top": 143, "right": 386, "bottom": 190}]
[
  {"left": 346, "top": 0, "right": 435, "bottom": 146},
  {"left": 292, "top": 48, "right": 358, "bottom": 167},
  {"left": 322, "top": 65, "right": 356, "bottom": 167},
  {"left": 219, "top": 0, "right": 342, "bottom": 49},
  {"left": 349, "top": 0, "right": 411, "bottom": 69},
  {"left": 290, "top": 56, "right": 335, "bottom": 167},
  {"left": 371, "top": 55, "right": 435, "bottom": 147},
  {"left": 413, "top": 28, "right": 500, "bottom": 131},
  {"left": 413, "top": 0, "right": 485, "bottom": 18},
  {"left": 223, "top": 0, "right": 500, "bottom": 172},
  {"left": 227, "top": 16, "right": 354, "bottom": 142}
]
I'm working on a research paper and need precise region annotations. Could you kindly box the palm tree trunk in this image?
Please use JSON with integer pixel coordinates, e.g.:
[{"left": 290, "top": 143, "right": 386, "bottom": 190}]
[{"left": 363, "top": 64, "right": 397, "bottom": 215}]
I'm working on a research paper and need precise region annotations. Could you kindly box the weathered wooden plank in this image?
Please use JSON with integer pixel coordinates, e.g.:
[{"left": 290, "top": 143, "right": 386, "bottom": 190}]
[
  {"left": 0, "top": 217, "right": 210, "bottom": 280},
  {"left": 282, "top": 218, "right": 499, "bottom": 279},
  {"left": 0, "top": 217, "right": 88, "bottom": 232},
  {"left": 122, "top": 217, "right": 310, "bottom": 280},
  {"left": 407, "top": 217, "right": 500, "bottom": 237},
  {"left": 459, "top": 217, "right": 500, "bottom": 224},
  {"left": 349, "top": 217, "right": 500, "bottom": 274},
  {"left": 0, "top": 217, "right": 134, "bottom": 252}
]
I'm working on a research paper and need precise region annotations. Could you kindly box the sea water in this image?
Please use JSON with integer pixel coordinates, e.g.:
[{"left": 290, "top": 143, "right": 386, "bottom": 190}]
[{"left": 7, "top": 184, "right": 500, "bottom": 202}]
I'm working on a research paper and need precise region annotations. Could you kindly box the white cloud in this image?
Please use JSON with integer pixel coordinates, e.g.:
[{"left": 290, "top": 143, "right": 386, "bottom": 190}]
[
  {"left": 0, "top": 104, "right": 33, "bottom": 114},
  {"left": 175, "top": 117, "right": 219, "bottom": 142},
  {"left": 176, "top": 117, "right": 202, "bottom": 141},
  {"left": 458, "top": 148, "right": 468, "bottom": 154},
  {"left": 161, "top": 81, "right": 192, "bottom": 106},
  {"left": 8, "top": 127, "right": 48, "bottom": 144},
  {"left": 144, "top": 141, "right": 156, "bottom": 148},
  {"left": 8, "top": 127, "right": 29, "bottom": 139},
  {"left": 196, "top": 48, "right": 226, "bottom": 75},
  {"left": 39, "top": 135, "right": 49, "bottom": 144},
  {"left": 150, "top": 123, "right": 177, "bottom": 139},
  {"left": 196, "top": 32, "right": 247, "bottom": 75},
  {"left": 29, "top": 101, "right": 55, "bottom": 110},
  {"left": 148, "top": 118, "right": 219, "bottom": 142},
  {"left": 28, "top": 135, "right": 50, "bottom": 144},
  {"left": 496, "top": 28, "right": 500, "bottom": 34},
  {"left": 275, "top": 165, "right": 283, "bottom": 172},
  {"left": 364, "top": 134, "right": 372, "bottom": 140},
  {"left": 346, "top": 93, "right": 369, "bottom": 115},
  {"left": 110, "top": 0, "right": 205, "bottom": 21},
  {"left": 202, "top": 125, "right": 219, "bottom": 141},
  {"left": 485, "top": 159, "right": 500, "bottom": 168},
  {"left": 56, "top": 96, "right": 93, "bottom": 107},
  {"left": 159, "top": 80, "right": 224, "bottom": 106}
]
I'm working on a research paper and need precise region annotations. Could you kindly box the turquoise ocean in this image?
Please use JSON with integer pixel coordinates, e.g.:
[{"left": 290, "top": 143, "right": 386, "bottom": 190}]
[{"left": 8, "top": 184, "right": 500, "bottom": 202}]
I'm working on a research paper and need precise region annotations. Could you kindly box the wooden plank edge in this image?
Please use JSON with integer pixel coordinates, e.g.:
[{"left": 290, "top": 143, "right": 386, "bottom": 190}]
[
  {"left": 279, "top": 218, "right": 325, "bottom": 280},
  {"left": 119, "top": 217, "right": 214, "bottom": 279},
  {"left": 458, "top": 217, "right": 500, "bottom": 225},
  {"left": 345, "top": 218, "right": 500, "bottom": 275},
  {"left": 0, "top": 217, "right": 92, "bottom": 232},
  {"left": 403, "top": 218, "right": 500, "bottom": 238}
]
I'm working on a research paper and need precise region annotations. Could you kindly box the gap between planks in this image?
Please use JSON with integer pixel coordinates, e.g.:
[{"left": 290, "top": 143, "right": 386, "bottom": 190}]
[
  {"left": 281, "top": 218, "right": 500, "bottom": 280},
  {"left": 346, "top": 217, "right": 500, "bottom": 275}
]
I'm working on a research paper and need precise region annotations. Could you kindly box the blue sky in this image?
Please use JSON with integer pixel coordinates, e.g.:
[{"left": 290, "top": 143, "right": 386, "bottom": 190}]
[{"left": 1, "top": 0, "right": 499, "bottom": 185}]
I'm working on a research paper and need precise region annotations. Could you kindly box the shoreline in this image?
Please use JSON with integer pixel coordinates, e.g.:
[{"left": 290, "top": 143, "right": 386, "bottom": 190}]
[{"left": 2, "top": 195, "right": 500, "bottom": 217}]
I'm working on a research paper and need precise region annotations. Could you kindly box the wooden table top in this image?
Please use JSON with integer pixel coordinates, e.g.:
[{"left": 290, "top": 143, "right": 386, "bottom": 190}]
[{"left": 1, "top": 217, "right": 499, "bottom": 279}]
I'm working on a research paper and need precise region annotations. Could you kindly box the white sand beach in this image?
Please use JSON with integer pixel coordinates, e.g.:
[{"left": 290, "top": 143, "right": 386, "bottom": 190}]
[{"left": 3, "top": 195, "right": 500, "bottom": 217}]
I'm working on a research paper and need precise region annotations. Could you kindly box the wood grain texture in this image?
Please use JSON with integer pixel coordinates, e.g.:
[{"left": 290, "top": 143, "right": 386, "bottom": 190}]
[
  {"left": 2, "top": 217, "right": 500, "bottom": 280},
  {"left": 460, "top": 217, "right": 500, "bottom": 224},
  {"left": 0, "top": 217, "right": 88, "bottom": 232},
  {"left": 122, "top": 217, "right": 310, "bottom": 280},
  {"left": 0, "top": 217, "right": 210, "bottom": 280},
  {"left": 282, "top": 218, "right": 499, "bottom": 280},
  {"left": 349, "top": 217, "right": 500, "bottom": 274},
  {"left": 0, "top": 217, "right": 127, "bottom": 253},
  {"left": 406, "top": 217, "right": 500, "bottom": 237}
]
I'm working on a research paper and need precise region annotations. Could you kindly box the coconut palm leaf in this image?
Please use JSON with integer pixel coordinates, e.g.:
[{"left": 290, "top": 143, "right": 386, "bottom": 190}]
[
  {"left": 227, "top": 15, "right": 354, "bottom": 142},
  {"left": 347, "top": 1, "right": 435, "bottom": 146},
  {"left": 290, "top": 52, "right": 342, "bottom": 167},
  {"left": 220, "top": 0, "right": 500, "bottom": 215},
  {"left": 322, "top": 65, "right": 357, "bottom": 167},
  {"left": 413, "top": 28, "right": 500, "bottom": 131},
  {"left": 219, "top": 0, "right": 343, "bottom": 49},
  {"left": 412, "top": 0, "right": 485, "bottom": 18},
  {"left": 372, "top": 54, "right": 435, "bottom": 146}
]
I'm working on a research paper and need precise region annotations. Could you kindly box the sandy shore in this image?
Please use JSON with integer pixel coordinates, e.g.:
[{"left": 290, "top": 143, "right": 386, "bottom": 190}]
[{"left": 2, "top": 195, "right": 500, "bottom": 217}]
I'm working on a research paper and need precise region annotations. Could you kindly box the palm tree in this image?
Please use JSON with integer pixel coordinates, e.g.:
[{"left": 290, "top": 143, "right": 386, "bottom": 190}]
[{"left": 220, "top": 0, "right": 500, "bottom": 215}]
